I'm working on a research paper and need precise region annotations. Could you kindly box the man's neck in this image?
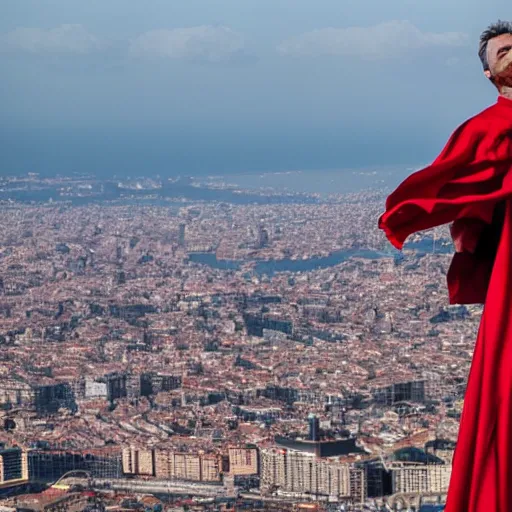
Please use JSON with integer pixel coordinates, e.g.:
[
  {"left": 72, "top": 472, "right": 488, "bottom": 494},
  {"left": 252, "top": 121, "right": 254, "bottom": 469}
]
[{"left": 499, "top": 86, "right": 512, "bottom": 101}]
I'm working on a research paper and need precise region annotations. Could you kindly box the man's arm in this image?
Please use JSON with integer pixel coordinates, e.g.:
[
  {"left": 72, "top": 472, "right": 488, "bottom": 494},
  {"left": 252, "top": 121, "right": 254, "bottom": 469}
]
[
  {"left": 379, "top": 118, "right": 486, "bottom": 249},
  {"left": 450, "top": 218, "right": 487, "bottom": 253}
]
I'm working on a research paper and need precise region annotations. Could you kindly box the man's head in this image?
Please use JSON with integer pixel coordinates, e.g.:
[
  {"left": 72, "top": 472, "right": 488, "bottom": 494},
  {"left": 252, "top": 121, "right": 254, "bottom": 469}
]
[{"left": 479, "top": 20, "right": 512, "bottom": 86}]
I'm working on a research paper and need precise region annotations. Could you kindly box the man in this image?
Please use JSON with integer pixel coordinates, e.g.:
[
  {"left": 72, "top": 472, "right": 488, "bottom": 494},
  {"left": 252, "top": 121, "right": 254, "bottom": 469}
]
[{"left": 379, "top": 21, "right": 512, "bottom": 512}]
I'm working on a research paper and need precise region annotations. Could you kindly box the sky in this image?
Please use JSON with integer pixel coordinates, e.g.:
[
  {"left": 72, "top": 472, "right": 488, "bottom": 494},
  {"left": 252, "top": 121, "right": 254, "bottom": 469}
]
[{"left": 0, "top": 0, "right": 509, "bottom": 177}]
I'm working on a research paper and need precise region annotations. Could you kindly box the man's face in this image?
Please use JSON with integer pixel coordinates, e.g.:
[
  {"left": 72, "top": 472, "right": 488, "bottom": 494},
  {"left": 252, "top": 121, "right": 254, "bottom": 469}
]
[{"left": 485, "top": 33, "right": 512, "bottom": 85}]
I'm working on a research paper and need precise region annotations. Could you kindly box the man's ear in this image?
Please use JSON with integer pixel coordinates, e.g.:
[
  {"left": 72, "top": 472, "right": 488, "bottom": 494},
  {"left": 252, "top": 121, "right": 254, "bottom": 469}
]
[{"left": 484, "top": 69, "right": 492, "bottom": 80}]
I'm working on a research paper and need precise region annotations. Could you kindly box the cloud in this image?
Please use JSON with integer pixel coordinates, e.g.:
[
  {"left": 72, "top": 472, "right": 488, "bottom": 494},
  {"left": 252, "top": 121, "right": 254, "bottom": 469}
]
[
  {"left": 277, "top": 21, "right": 469, "bottom": 59},
  {"left": 2, "top": 24, "right": 104, "bottom": 54},
  {"left": 129, "top": 26, "right": 245, "bottom": 62}
]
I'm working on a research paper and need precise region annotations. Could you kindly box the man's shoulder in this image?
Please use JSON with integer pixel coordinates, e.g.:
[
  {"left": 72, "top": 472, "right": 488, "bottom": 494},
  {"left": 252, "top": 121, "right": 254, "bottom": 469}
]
[
  {"left": 467, "top": 99, "right": 510, "bottom": 125},
  {"left": 454, "top": 100, "right": 509, "bottom": 136}
]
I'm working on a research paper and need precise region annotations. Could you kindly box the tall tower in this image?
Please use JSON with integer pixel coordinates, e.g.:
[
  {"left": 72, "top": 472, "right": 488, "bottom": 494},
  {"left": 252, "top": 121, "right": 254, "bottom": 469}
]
[
  {"left": 308, "top": 413, "right": 320, "bottom": 441},
  {"left": 178, "top": 224, "right": 186, "bottom": 247},
  {"left": 257, "top": 225, "right": 269, "bottom": 249}
]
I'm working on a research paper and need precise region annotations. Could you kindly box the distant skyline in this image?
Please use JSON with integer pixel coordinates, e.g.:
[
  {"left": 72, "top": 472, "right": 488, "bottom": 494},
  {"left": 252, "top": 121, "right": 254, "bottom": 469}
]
[{"left": 1, "top": 0, "right": 509, "bottom": 177}]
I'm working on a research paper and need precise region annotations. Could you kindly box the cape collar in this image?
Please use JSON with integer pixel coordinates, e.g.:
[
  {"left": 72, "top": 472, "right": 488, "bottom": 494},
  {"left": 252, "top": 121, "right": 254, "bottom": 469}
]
[{"left": 497, "top": 95, "right": 512, "bottom": 109}]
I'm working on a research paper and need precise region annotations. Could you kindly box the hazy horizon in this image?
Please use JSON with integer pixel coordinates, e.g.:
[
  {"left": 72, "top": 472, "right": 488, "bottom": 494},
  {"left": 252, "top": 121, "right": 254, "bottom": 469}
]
[{"left": 1, "top": 0, "right": 508, "bottom": 177}]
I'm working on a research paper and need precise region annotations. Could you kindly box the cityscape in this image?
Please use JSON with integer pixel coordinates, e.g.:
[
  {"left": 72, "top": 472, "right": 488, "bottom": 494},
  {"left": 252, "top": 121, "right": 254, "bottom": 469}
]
[
  {"left": 0, "top": 173, "right": 476, "bottom": 511},
  {"left": 2, "top": 1, "right": 506, "bottom": 510}
]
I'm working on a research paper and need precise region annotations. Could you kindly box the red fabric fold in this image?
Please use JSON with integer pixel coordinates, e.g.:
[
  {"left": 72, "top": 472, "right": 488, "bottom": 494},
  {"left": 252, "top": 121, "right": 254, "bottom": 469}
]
[{"left": 379, "top": 96, "right": 512, "bottom": 511}]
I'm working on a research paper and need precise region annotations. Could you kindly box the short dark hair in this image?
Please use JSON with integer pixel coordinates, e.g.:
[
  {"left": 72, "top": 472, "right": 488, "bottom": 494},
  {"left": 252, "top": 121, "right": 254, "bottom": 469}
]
[{"left": 479, "top": 20, "right": 512, "bottom": 71}]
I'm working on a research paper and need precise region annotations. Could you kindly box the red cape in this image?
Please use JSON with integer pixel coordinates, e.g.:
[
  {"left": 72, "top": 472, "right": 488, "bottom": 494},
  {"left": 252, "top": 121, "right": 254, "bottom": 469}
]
[{"left": 379, "top": 96, "right": 512, "bottom": 511}]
